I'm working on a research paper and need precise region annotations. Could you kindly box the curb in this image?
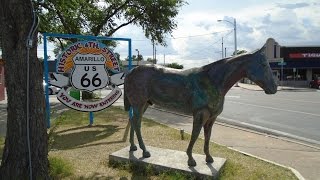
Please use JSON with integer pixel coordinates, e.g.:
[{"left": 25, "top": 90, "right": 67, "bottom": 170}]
[
  {"left": 226, "top": 147, "right": 305, "bottom": 180},
  {"left": 218, "top": 116, "right": 320, "bottom": 150},
  {"left": 237, "top": 84, "right": 318, "bottom": 92}
]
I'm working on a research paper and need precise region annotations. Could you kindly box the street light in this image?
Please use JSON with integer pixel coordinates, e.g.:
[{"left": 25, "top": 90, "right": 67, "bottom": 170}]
[
  {"left": 218, "top": 18, "right": 239, "bottom": 86},
  {"left": 217, "top": 18, "right": 237, "bottom": 56}
]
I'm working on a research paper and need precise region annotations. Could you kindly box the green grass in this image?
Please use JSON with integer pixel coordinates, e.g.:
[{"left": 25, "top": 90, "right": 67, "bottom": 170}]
[
  {"left": 53, "top": 107, "right": 127, "bottom": 126},
  {"left": 0, "top": 136, "right": 4, "bottom": 159},
  {"left": 49, "top": 156, "right": 74, "bottom": 179},
  {"left": 48, "top": 107, "right": 297, "bottom": 179},
  {"left": 0, "top": 106, "right": 297, "bottom": 179}
]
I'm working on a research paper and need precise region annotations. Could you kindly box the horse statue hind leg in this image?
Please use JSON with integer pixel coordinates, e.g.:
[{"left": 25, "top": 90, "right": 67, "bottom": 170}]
[
  {"left": 124, "top": 88, "right": 151, "bottom": 158},
  {"left": 186, "top": 108, "right": 213, "bottom": 166},
  {"left": 129, "top": 103, "right": 151, "bottom": 158}
]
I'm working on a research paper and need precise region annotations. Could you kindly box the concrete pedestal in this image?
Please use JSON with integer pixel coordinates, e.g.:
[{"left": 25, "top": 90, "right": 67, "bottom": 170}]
[{"left": 109, "top": 146, "right": 226, "bottom": 179}]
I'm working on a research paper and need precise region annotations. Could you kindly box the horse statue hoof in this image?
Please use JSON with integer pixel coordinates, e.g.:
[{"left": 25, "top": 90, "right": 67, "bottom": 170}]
[
  {"left": 143, "top": 151, "right": 151, "bottom": 158},
  {"left": 130, "top": 145, "right": 137, "bottom": 151},
  {"left": 206, "top": 155, "right": 214, "bottom": 163},
  {"left": 188, "top": 158, "right": 197, "bottom": 167}
]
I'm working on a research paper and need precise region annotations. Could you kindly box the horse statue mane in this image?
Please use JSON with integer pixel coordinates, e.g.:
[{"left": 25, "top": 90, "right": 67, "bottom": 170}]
[{"left": 124, "top": 41, "right": 277, "bottom": 166}]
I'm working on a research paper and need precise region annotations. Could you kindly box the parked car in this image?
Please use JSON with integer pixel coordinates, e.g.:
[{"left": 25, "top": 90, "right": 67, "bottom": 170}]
[
  {"left": 309, "top": 77, "right": 320, "bottom": 89},
  {"left": 43, "top": 80, "right": 61, "bottom": 95}
]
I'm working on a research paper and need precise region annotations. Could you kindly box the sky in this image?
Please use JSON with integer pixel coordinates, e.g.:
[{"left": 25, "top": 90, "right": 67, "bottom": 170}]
[
  {"left": 40, "top": 0, "right": 320, "bottom": 69},
  {"left": 112, "top": 0, "right": 320, "bottom": 69}
]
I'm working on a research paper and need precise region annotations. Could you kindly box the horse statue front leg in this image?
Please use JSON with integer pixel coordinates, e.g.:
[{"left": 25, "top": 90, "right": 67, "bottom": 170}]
[
  {"left": 129, "top": 104, "right": 151, "bottom": 158},
  {"left": 187, "top": 108, "right": 210, "bottom": 166},
  {"left": 203, "top": 118, "right": 216, "bottom": 163}
]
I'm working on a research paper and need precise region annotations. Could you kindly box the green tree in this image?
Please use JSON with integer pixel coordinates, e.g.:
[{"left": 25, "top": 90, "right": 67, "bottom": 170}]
[
  {"left": 165, "top": 62, "right": 183, "bottom": 69},
  {"left": 147, "top": 57, "right": 157, "bottom": 64},
  {"left": 36, "top": 0, "right": 186, "bottom": 46},
  {"left": 36, "top": 0, "right": 186, "bottom": 98},
  {"left": 0, "top": 0, "right": 49, "bottom": 178},
  {"left": 125, "top": 54, "right": 144, "bottom": 61},
  {"left": 233, "top": 49, "right": 247, "bottom": 56}
]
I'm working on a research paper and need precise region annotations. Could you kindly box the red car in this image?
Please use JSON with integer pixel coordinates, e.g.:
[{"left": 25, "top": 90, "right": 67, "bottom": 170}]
[{"left": 309, "top": 77, "right": 320, "bottom": 89}]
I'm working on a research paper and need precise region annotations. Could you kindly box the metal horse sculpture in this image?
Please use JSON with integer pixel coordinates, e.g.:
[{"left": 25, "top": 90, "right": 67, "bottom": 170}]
[{"left": 124, "top": 44, "right": 277, "bottom": 166}]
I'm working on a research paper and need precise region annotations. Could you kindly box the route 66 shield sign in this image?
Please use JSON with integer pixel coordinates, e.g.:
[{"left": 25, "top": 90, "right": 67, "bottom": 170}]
[
  {"left": 54, "top": 40, "right": 123, "bottom": 112},
  {"left": 70, "top": 53, "right": 109, "bottom": 92}
]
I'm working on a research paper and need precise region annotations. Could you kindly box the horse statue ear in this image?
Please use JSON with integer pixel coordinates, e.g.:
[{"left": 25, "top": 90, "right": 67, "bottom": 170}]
[
  {"left": 251, "top": 46, "right": 265, "bottom": 56},
  {"left": 251, "top": 41, "right": 267, "bottom": 57},
  {"left": 259, "top": 44, "right": 267, "bottom": 57}
]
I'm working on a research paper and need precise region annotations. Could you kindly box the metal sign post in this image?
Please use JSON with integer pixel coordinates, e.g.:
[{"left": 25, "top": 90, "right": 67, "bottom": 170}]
[{"left": 278, "top": 60, "right": 286, "bottom": 86}]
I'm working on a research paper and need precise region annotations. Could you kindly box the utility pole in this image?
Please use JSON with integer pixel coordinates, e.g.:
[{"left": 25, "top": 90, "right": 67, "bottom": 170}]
[
  {"left": 234, "top": 18, "right": 237, "bottom": 55},
  {"left": 155, "top": 46, "right": 157, "bottom": 64},
  {"left": 135, "top": 49, "right": 139, "bottom": 65},
  {"left": 218, "top": 17, "right": 238, "bottom": 85},
  {"left": 221, "top": 37, "right": 224, "bottom": 59},
  {"left": 217, "top": 18, "right": 237, "bottom": 56},
  {"left": 164, "top": 54, "right": 166, "bottom": 65},
  {"left": 152, "top": 41, "right": 155, "bottom": 61},
  {"left": 225, "top": 47, "right": 227, "bottom": 58}
]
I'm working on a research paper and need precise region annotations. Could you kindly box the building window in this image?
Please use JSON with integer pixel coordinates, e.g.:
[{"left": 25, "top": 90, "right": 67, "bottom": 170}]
[
  {"left": 283, "top": 69, "right": 306, "bottom": 80},
  {"left": 312, "top": 69, "right": 320, "bottom": 77}
]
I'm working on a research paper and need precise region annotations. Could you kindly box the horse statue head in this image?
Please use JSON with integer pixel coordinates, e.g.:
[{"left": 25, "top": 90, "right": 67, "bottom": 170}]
[{"left": 245, "top": 46, "right": 278, "bottom": 94}]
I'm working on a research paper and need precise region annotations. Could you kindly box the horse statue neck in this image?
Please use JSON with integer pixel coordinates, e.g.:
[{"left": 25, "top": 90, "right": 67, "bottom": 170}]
[{"left": 204, "top": 54, "right": 251, "bottom": 96}]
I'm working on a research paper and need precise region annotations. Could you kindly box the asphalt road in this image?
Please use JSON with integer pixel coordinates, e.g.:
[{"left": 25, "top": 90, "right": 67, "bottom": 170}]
[
  {"left": 221, "top": 87, "right": 320, "bottom": 146},
  {"left": 1, "top": 86, "right": 320, "bottom": 147}
]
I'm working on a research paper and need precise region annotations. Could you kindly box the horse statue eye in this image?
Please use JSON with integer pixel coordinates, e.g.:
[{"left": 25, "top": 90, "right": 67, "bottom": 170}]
[{"left": 261, "top": 62, "right": 268, "bottom": 67}]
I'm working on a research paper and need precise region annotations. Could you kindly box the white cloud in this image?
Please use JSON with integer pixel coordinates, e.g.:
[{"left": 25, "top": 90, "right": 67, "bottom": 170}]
[
  {"left": 40, "top": 0, "right": 320, "bottom": 69},
  {"left": 277, "top": 2, "right": 310, "bottom": 9}
]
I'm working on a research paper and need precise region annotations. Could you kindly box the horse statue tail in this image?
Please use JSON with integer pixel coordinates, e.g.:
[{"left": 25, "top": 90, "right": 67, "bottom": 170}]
[{"left": 124, "top": 89, "right": 131, "bottom": 111}]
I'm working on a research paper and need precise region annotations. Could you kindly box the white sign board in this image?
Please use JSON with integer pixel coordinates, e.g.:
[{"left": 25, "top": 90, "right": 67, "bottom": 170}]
[{"left": 71, "top": 53, "right": 109, "bottom": 92}]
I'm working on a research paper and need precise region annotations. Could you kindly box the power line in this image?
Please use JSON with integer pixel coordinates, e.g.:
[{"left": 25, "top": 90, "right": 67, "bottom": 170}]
[
  {"left": 132, "top": 30, "right": 232, "bottom": 41},
  {"left": 171, "top": 30, "right": 231, "bottom": 39}
]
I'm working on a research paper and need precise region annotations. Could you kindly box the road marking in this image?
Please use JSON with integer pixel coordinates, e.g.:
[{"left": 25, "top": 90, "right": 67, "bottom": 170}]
[
  {"left": 229, "top": 101, "right": 320, "bottom": 117},
  {"left": 267, "top": 97, "right": 320, "bottom": 104},
  {"left": 226, "top": 95, "right": 240, "bottom": 98}
]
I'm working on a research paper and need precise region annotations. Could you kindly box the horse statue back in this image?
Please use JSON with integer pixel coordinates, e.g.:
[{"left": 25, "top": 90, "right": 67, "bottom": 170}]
[{"left": 124, "top": 43, "right": 277, "bottom": 166}]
